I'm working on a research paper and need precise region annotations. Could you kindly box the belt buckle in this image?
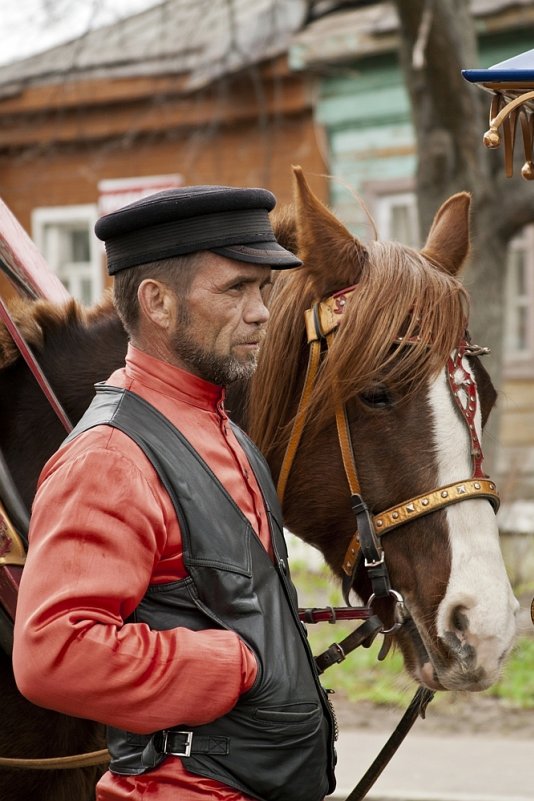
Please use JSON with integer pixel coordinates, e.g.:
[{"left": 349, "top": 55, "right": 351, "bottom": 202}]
[{"left": 162, "top": 730, "right": 193, "bottom": 757}]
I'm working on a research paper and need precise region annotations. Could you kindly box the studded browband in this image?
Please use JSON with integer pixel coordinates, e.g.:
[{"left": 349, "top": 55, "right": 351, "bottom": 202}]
[{"left": 341, "top": 477, "right": 499, "bottom": 579}]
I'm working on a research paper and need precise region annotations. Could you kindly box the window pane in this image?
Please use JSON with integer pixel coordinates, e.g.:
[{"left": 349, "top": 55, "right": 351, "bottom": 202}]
[
  {"left": 80, "top": 278, "right": 93, "bottom": 306},
  {"left": 516, "top": 259, "right": 526, "bottom": 297},
  {"left": 516, "top": 307, "right": 528, "bottom": 352},
  {"left": 505, "top": 236, "right": 532, "bottom": 358},
  {"left": 32, "top": 205, "right": 100, "bottom": 306},
  {"left": 390, "top": 205, "right": 413, "bottom": 244},
  {"left": 70, "top": 229, "right": 91, "bottom": 263}
]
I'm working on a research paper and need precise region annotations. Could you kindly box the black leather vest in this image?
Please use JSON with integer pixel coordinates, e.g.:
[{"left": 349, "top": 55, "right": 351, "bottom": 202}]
[{"left": 66, "top": 385, "right": 336, "bottom": 801}]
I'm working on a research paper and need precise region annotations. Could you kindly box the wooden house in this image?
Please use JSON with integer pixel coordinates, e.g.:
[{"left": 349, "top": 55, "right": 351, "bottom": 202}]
[{"left": 0, "top": 0, "right": 327, "bottom": 303}]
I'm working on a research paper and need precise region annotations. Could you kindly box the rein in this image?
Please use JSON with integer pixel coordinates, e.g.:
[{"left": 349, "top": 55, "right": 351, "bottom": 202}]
[{"left": 0, "top": 750, "right": 110, "bottom": 770}]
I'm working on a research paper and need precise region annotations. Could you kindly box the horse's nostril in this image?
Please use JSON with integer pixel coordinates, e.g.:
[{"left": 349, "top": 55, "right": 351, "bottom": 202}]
[{"left": 451, "top": 606, "right": 469, "bottom": 635}]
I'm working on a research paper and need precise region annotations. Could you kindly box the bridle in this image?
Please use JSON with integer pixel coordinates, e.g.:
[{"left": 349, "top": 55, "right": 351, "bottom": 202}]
[{"left": 277, "top": 282, "right": 500, "bottom": 613}]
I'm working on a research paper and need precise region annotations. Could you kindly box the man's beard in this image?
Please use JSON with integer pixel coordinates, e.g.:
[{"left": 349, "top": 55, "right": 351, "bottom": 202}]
[{"left": 170, "top": 318, "right": 261, "bottom": 386}]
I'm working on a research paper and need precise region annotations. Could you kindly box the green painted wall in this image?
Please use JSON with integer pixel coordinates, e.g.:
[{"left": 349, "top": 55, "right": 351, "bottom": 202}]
[{"left": 311, "top": 30, "right": 534, "bottom": 234}]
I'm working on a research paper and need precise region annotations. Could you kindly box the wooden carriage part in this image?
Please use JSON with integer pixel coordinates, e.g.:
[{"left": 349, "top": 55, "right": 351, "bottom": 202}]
[{"left": 463, "top": 49, "right": 534, "bottom": 179}]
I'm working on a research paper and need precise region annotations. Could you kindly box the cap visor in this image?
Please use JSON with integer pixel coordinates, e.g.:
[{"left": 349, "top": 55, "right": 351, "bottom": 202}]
[{"left": 211, "top": 242, "right": 302, "bottom": 268}]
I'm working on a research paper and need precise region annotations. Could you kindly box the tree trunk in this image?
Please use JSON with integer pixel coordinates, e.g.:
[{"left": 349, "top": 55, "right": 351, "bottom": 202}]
[{"left": 392, "top": 0, "right": 534, "bottom": 468}]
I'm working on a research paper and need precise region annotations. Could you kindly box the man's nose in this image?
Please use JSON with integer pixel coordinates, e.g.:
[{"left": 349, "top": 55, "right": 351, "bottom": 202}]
[{"left": 245, "top": 292, "right": 270, "bottom": 325}]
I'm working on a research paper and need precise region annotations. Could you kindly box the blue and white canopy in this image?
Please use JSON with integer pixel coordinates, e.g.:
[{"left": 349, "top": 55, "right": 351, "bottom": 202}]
[
  {"left": 463, "top": 49, "right": 534, "bottom": 179},
  {"left": 463, "top": 49, "right": 534, "bottom": 85}
]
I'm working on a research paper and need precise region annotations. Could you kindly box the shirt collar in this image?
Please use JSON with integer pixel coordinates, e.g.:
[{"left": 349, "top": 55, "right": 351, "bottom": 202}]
[{"left": 124, "top": 344, "right": 225, "bottom": 411}]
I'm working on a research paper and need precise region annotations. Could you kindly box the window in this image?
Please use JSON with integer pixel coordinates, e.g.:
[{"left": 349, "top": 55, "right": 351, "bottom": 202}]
[
  {"left": 373, "top": 191, "right": 419, "bottom": 247},
  {"left": 505, "top": 228, "right": 533, "bottom": 369},
  {"left": 32, "top": 205, "right": 101, "bottom": 305}
]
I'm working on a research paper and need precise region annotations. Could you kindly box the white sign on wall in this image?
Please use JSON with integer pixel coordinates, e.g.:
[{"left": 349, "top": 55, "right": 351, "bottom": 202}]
[{"left": 97, "top": 174, "right": 183, "bottom": 215}]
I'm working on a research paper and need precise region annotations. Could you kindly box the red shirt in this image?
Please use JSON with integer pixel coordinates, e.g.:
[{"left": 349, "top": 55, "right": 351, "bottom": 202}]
[{"left": 13, "top": 345, "right": 269, "bottom": 801}]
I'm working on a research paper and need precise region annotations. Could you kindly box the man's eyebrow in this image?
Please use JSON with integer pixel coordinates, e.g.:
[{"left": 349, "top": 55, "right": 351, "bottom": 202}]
[{"left": 223, "top": 271, "right": 272, "bottom": 287}]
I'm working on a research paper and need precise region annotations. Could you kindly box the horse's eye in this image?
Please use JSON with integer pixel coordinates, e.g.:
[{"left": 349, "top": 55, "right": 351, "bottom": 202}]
[{"left": 360, "top": 386, "right": 392, "bottom": 408}]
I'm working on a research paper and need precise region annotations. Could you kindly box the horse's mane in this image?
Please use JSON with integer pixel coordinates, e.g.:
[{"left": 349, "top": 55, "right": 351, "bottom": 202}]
[
  {"left": 249, "top": 235, "right": 469, "bottom": 458},
  {"left": 0, "top": 292, "right": 117, "bottom": 369}
]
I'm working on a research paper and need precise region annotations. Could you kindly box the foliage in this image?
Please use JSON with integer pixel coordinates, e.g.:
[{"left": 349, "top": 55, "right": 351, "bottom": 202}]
[{"left": 487, "top": 638, "right": 534, "bottom": 707}]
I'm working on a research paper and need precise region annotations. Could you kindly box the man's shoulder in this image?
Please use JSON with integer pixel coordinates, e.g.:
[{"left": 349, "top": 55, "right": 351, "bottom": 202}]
[{"left": 39, "top": 423, "right": 161, "bottom": 488}]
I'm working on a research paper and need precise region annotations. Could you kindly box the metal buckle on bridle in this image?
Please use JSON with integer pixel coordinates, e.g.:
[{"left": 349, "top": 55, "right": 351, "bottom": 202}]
[{"left": 368, "top": 589, "right": 408, "bottom": 635}]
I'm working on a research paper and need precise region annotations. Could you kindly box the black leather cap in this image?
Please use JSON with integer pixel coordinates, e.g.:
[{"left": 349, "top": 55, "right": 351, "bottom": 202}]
[{"left": 94, "top": 185, "right": 302, "bottom": 274}]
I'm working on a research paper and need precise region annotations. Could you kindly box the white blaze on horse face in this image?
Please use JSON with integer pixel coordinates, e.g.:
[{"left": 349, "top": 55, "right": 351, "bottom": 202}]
[{"left": 426, "top": 356, "right": 519, "bottom": 690}]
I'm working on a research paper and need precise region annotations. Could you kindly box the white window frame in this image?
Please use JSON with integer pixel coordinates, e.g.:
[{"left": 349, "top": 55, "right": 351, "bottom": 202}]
[
  {"left": 373, "top": 191, "right": 420, "bottom": 248},
  {"left": 504, "top": 226, "right": 534, "bottom": 377},
  {"left": 32, "top": 204, "right": 102, "bottom": 305},
  {"left": 363, "top": 179, "right": 420, "bottom": 248}
]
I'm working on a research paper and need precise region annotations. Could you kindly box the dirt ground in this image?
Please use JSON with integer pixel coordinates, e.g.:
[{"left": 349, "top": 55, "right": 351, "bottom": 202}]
[{"left": 332, "top": 692, "right": 534, "bottom": 738}]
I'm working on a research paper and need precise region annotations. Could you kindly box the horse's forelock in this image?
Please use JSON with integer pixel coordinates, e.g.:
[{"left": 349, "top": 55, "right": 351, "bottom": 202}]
[
  {"left": 323, "top": 240, "right": 469, "bottom": 400},
  {"left": 249, "top": 237, "right": 470, "bottom": 458}
]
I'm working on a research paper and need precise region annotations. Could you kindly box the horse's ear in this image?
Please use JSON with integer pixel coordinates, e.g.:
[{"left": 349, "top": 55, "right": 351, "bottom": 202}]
[
  {"left": 292, "top": 165, "right": 367, "bottom": 295},
  {"left": 421, "top": 192, "right": 471, "bottom": 276}
]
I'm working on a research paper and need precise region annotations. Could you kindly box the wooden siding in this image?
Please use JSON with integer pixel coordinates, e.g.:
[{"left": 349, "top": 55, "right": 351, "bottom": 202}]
[{"left": 0, "top": 52, "right": 328, "bottom": 234}]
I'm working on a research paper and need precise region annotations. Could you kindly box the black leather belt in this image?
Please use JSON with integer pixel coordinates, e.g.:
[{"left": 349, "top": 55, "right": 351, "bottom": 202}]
[{"left": 155, "top": 730, "right": 229, "bottom": 757}]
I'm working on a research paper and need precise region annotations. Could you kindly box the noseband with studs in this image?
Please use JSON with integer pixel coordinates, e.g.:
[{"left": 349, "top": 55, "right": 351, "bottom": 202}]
[{"left": 277, "top": 284, "right": 500, "bottom": 615}]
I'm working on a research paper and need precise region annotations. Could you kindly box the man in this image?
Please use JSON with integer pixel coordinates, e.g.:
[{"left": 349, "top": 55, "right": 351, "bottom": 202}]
[{"left": 13, "top": 185, "right": 336, "bottom": 801}]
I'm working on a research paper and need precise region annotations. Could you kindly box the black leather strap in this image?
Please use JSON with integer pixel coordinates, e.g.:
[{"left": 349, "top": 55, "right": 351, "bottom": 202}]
[
  {"left": 350, "top": 493, "right": 392, "bottom": 600},
  {"left": 314, "top": 615, "right": 383, "bottom": 674},
  {"left": 154, "top": 730, "right": 229, "bottom": 757}
]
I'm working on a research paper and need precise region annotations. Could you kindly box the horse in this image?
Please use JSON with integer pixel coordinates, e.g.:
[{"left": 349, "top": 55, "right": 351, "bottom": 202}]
[{"left": 0, "top": 168, "right": 518, "bottom": 801}]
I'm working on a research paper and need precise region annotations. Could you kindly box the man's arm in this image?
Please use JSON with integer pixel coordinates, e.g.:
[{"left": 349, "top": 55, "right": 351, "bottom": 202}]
[{"left": 12, "top": 441, "right": 256, "bottom": 734}]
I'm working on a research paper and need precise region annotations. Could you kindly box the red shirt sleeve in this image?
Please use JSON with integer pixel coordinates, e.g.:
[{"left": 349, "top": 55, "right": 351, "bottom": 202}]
[{"left": 13, "top": 431, "right": 257, "bottom": 734}]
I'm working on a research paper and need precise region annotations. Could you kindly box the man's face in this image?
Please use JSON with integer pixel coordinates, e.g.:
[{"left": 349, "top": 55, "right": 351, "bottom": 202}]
[{"left": 169, "top": 253, "right": 272, "bottom": 385}]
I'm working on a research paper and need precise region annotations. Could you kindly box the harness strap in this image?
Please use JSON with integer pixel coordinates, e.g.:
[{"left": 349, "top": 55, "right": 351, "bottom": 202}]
[
  {"left": 276, "top": 337, "right": 321, "bottom": 504},
  {"left": 314, "top": 615, "right": 383, "bottom": 675},
  {"left": 298, "top": 606, "right": 370, "bottom": 624},
  {"left": 0, "top": 749, "right": 110, "bottom": 770},
  {"left": 304, "top": 286, "right": 358, "bottom": 343},
  {"left": 324, "top": 332, "right": 390, "bottom": 602},
  {"left": 341, "top": 477, "right": 499, "bottom": 580},
  {"left": 329, "top": 348, "right": 360, "bottom": 495},
  {"left": 374, "top": 477, "right": 499, "bottom": 532}
]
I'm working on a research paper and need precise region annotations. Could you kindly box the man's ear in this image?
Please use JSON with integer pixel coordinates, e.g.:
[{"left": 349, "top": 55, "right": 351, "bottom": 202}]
[{"left": 137, "top": 279, "right": 175, "bottom": 330}]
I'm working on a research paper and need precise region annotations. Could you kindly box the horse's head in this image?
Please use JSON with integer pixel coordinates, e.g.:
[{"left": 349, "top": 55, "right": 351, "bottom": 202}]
[{"left": 249, "top": 167, "right": 519, "bottom": 692}]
